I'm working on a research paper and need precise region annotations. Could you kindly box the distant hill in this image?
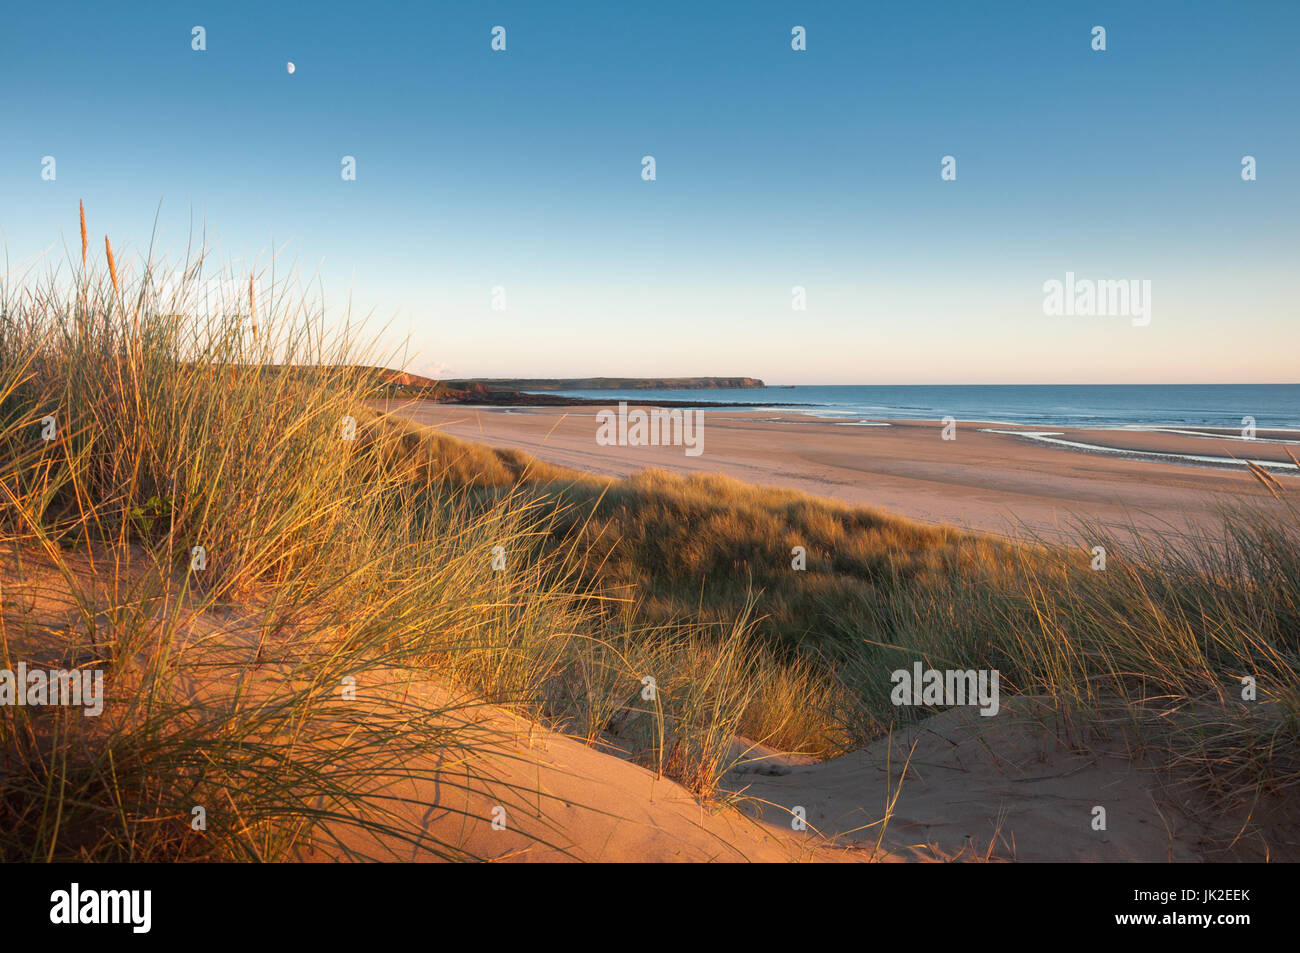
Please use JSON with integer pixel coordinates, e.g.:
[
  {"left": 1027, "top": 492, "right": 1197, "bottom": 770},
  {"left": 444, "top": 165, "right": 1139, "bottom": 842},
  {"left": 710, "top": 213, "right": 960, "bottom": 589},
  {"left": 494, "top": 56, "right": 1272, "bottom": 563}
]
[
  {"left": 445, "top": 377, "right": 766, "bottom": 391},
  {"left": 278, "top": 367, "right": 771, "bottom": 405}
]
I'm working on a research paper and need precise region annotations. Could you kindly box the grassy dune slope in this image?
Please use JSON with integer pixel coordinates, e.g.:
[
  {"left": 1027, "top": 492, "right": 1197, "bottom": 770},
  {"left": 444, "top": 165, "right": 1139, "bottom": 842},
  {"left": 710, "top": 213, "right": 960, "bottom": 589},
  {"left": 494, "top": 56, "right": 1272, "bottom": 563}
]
[
  {"left": 369, "top": 412, "right": 1300, "bottom": 854},
  {"left": 1, "top": 224, "right": 1296, "bottom": 860}
]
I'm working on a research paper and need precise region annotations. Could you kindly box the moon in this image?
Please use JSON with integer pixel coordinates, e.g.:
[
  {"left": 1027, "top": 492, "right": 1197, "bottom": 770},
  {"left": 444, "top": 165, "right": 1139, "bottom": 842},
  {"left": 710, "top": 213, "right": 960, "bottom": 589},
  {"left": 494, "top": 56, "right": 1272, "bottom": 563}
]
[{"left": 286, "top": 62, "right": 296, "bottom": 74}]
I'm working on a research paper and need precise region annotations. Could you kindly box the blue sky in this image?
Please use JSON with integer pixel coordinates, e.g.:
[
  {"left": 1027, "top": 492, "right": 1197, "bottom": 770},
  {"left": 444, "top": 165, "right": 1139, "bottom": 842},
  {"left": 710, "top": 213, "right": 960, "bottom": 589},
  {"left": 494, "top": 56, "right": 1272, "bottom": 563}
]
[{"left": 2, "top": 1, "right": 1297, "bottom": 384}]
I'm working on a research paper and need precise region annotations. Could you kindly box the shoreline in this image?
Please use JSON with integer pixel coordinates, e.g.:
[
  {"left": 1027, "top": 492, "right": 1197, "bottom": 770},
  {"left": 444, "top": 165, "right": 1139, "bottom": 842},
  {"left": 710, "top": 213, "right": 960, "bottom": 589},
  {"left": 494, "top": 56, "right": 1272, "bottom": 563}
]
[
  {"left": 377, "top": 399, "right": 1295, "bottom": 545},
  {"left": 409, "top": 401, "right": 1300, "bottom": 472}
]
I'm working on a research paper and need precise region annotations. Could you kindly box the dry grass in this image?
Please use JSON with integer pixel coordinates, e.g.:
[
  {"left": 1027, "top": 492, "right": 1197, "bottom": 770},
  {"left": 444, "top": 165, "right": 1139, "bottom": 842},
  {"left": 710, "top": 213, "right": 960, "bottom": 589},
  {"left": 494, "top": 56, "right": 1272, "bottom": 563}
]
[
  {"left": 371, "top": 407, "right": 1300, "bottom": 847},
  {"left": 0, "top": 215, "right": 848, "bottom": 860},
  {"left": 2, "top": 209, "right": 1296, "bottom": 861}
]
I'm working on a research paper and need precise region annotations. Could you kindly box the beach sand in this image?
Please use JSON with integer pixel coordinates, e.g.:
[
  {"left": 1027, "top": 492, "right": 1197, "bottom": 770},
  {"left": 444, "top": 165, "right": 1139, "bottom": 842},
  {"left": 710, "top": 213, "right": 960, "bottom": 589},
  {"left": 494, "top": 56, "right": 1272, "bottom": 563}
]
[{"left": 378, "top": 400, "right": 1295, "bottom": 546}]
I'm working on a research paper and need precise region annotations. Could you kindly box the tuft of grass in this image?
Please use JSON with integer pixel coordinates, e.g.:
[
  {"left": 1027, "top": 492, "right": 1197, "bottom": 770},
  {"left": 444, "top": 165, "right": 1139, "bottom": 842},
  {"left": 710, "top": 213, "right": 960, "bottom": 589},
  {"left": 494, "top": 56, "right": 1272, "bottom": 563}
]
[
  {"left": 0, "top": 218, "right": 585, "bottom": 859},
  {"left": 1, "top": 212, "right": 828, "bottom": 860}
]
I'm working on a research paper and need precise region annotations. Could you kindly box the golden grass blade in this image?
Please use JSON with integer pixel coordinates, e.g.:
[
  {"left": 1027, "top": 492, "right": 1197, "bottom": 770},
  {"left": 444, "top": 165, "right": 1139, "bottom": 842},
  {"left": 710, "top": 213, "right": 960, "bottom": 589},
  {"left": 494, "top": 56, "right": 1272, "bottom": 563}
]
[
  {"left": 249, "top": 274, "right": 258, "bottom": 342},
  {"left": 104, "top": 235, "right": 119, "bottom": 296}
]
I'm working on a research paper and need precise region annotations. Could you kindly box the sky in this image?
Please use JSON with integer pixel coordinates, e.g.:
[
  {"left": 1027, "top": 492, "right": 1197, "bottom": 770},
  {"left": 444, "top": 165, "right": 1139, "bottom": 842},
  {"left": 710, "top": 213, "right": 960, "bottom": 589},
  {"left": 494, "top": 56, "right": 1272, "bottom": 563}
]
[{"left": 1, "top": 1, "right": 1297, "bottom": 385}]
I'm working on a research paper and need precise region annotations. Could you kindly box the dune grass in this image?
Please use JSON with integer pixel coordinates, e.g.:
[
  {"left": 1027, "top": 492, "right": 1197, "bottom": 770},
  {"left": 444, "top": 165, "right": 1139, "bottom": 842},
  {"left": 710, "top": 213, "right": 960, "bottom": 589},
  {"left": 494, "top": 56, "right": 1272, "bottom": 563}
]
[
  {"left": 377, "top": 406, "right": 1300, "bottom": 849},
  {"left": 0, "top": 241, "right": 580, "bottom": 859},
  {"left": 2, "top": 212, "right": 1297, "bottom": 861},
  {"left": 0, "top": 221, "right": 853, "bottom": 860}
]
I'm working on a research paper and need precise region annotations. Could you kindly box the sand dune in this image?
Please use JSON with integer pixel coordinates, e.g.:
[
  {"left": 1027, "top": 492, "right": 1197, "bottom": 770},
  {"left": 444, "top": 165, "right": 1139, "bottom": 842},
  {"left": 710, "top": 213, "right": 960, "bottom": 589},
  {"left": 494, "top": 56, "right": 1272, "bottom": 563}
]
[
  {"left": 322, "top": 688, "right": 1248, "bottom": 862},
  {"left": 726, "top": 700, "right": 1219, "bottom": 862},
  {"left": 10, "top": 405, "right": 1293, "bottom": 864},
  {"left": 7, "top": 546, "right": 1284, "bottom": 863}
]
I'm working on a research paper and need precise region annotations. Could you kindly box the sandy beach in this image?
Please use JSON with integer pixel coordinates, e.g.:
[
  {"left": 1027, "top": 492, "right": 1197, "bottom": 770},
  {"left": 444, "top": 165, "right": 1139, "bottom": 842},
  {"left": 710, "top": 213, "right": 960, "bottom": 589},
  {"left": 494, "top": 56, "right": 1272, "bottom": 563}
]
[{"left": 379, "top": 400, "right": 1296, "bottom": 546}]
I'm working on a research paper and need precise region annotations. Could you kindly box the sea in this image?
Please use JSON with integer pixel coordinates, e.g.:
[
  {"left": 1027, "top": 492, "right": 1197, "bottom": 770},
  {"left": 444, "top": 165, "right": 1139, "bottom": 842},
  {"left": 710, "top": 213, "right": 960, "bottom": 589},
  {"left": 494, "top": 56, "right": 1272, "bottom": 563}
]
[{"left": 527, "top": 384, "right": 1300, "bottom": 432}]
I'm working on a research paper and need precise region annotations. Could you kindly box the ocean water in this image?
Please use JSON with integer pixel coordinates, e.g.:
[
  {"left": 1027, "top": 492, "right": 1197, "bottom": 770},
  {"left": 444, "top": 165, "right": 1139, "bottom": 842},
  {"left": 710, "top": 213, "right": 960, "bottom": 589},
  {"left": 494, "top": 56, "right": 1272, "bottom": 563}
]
[{"left": 531, "top": 384, "right": 1300, "bottom": 431}]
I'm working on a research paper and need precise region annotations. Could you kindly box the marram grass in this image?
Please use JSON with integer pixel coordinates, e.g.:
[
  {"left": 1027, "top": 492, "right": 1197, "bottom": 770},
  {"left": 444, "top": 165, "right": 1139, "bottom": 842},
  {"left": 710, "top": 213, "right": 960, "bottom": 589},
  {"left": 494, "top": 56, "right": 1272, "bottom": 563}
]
[{"left": 2, "top": 213, "right": 1297, "bottom": 860}]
